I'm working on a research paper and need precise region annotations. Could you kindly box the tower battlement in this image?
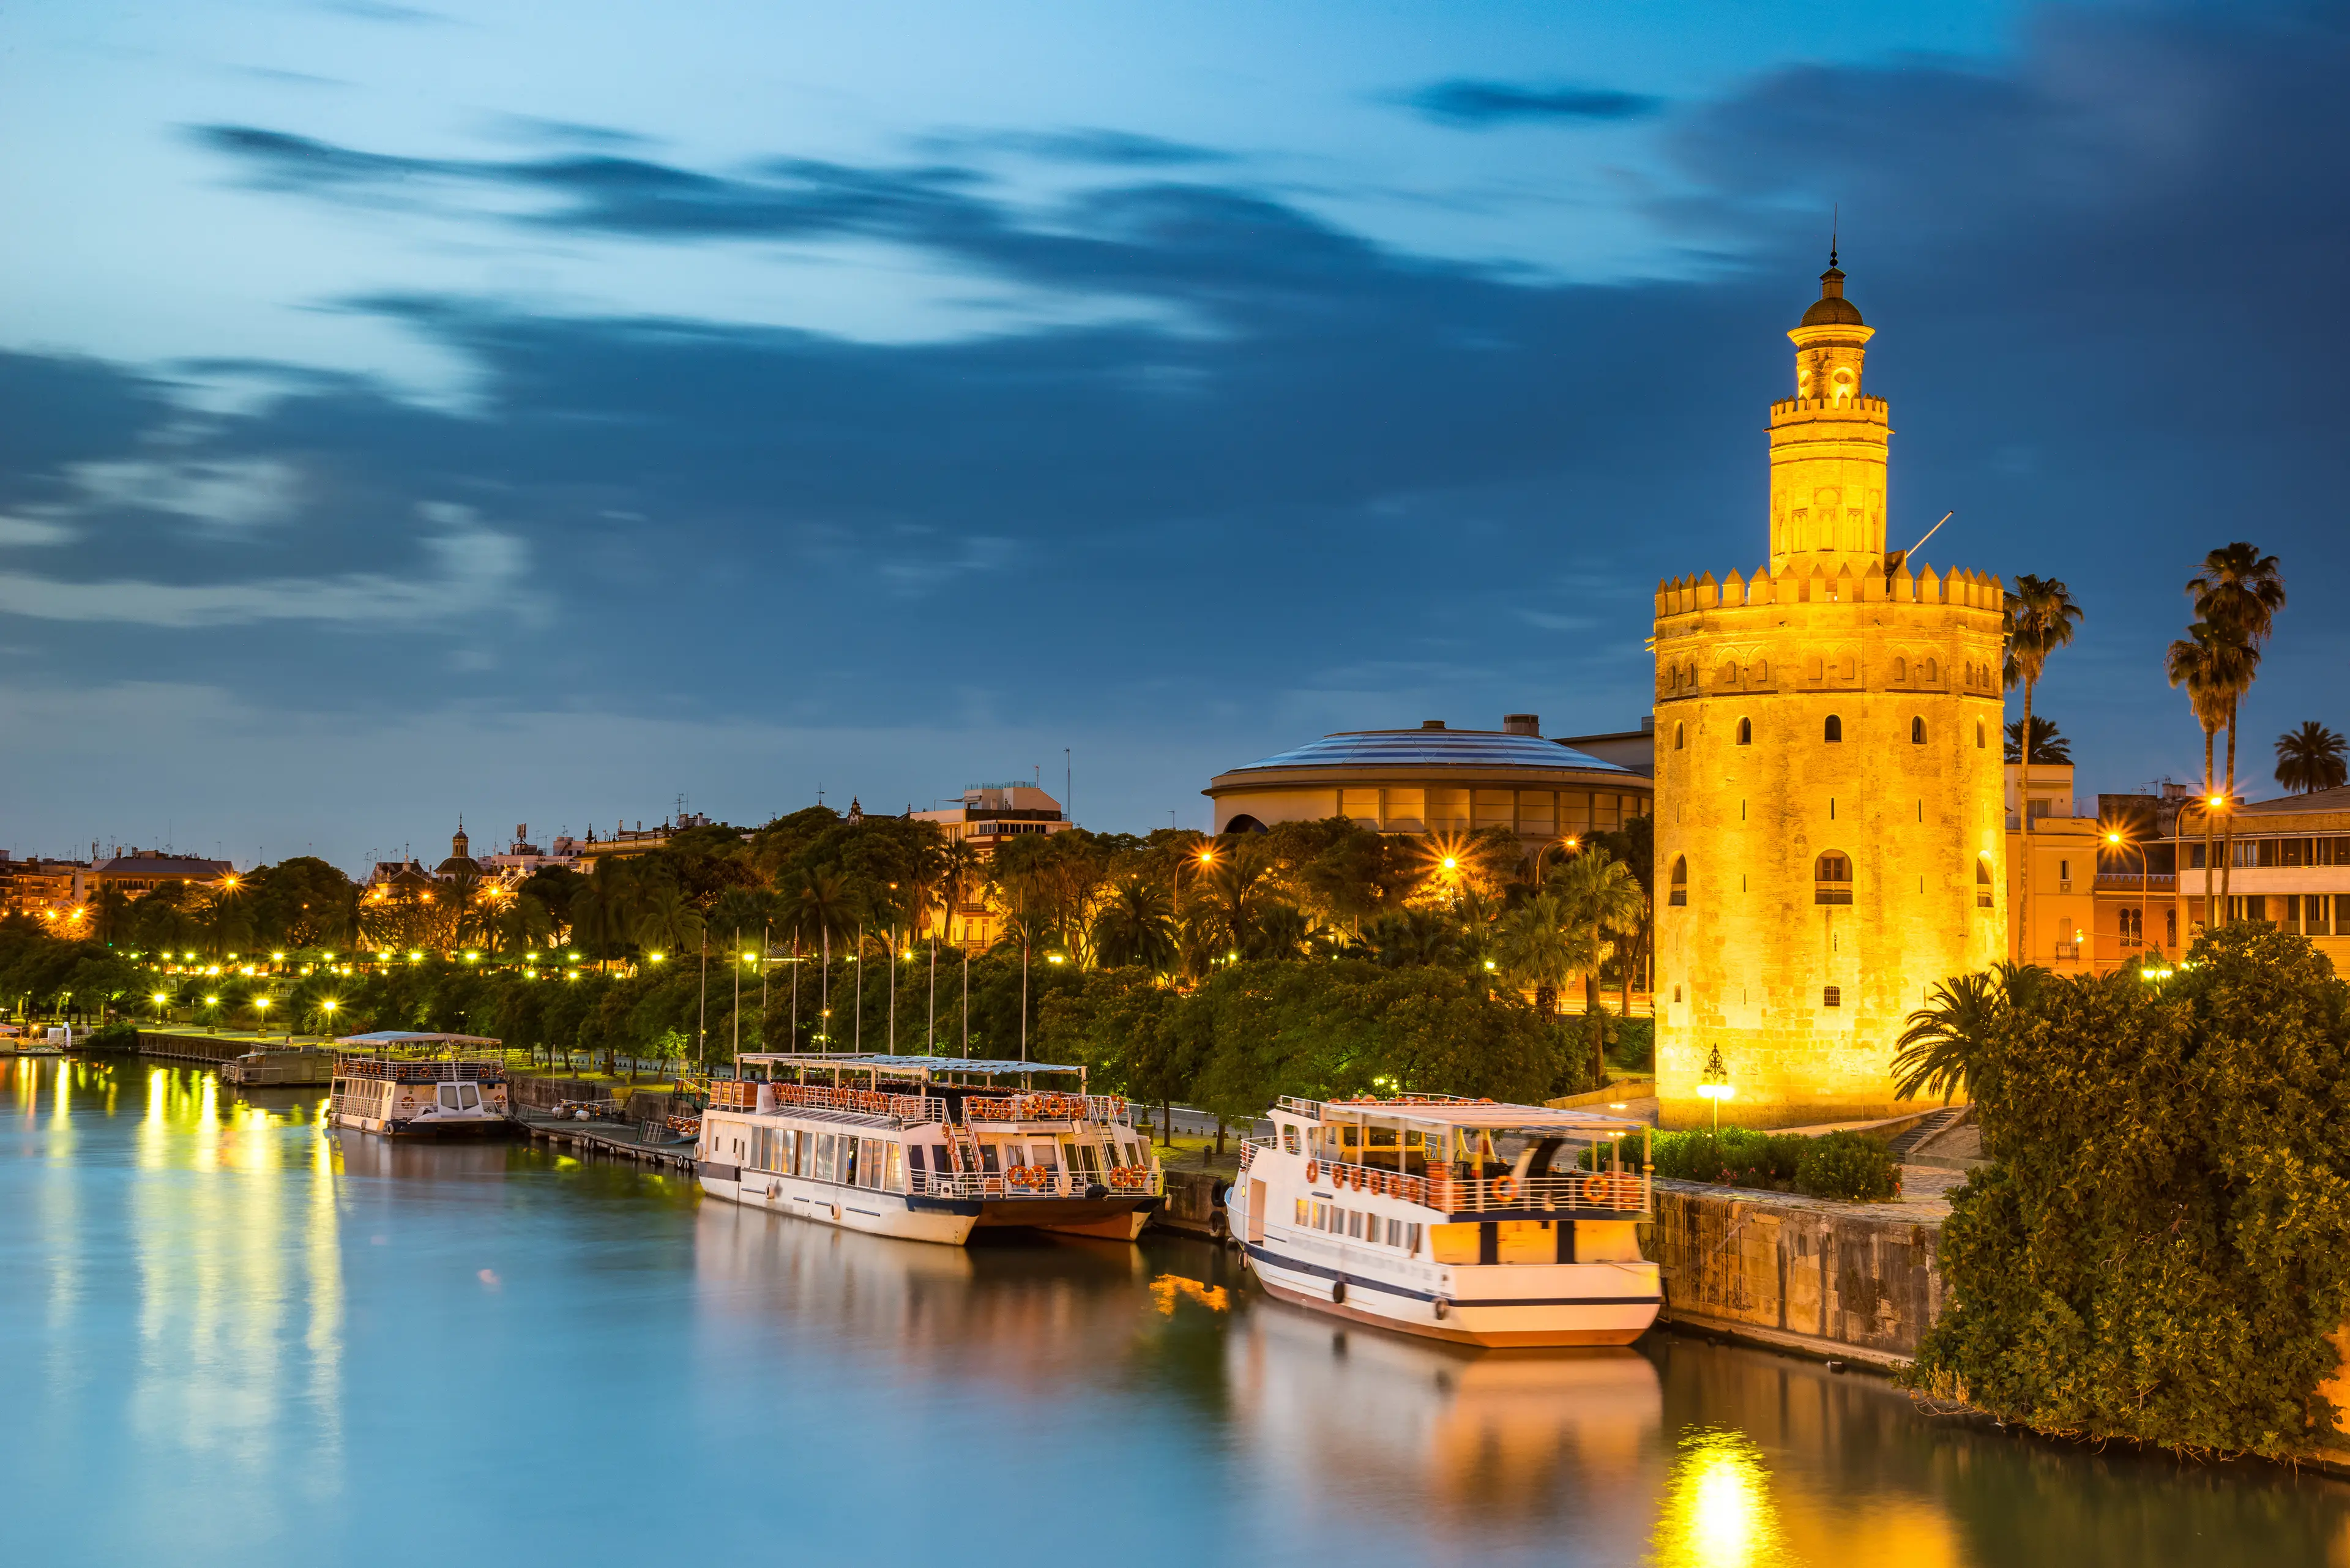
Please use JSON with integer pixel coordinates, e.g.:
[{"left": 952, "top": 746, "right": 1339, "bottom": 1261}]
[
  {"left": 1769, "top": 395, "right": 1888, "bottom": 420},
  {"left": 1653, "top": 562, "right": 2005, "bottom": 619}
]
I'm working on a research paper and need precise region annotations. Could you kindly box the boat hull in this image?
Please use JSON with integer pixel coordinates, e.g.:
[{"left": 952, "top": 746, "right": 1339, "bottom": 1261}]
[
  {"left": 1241, "top": 1242, "right": 1662, "bottom": 1350},
  {"left": 974, "top": 1197, "right": 1160, "bottom": 1241},
  {"left": 701, "top": 1165, "right": 982, "bottom": 1245},
  {"left": 332, "top": 1112, "right": 517, "bottom": 1140}
]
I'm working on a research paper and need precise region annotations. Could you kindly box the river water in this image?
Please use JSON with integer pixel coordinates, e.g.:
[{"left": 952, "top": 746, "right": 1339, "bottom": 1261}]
[{"left": 5, "top": 1057, "right": 2348, "bottom": 1567}]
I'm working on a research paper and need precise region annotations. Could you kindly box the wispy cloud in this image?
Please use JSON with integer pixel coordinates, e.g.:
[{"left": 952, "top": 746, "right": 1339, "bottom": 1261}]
[{"left": 1407, "top": 80, "right": 1662, "bottom": 127}]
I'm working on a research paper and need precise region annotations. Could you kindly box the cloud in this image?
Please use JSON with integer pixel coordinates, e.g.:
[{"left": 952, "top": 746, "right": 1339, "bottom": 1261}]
[
  {"left": 0, "top": 502, "right": 524, "bottom": 627},
  {"left": 939, "top": 128, "right": 1237, "bottom": 167},
  {"left": 0, "top": 517, "right": 75, "bottom": 547},
  {"left": 1408, "top": 80, "right": 1663, "bottom": 127},
  {"left": 318, "top": 1, "right": 447, "bottom": 24},
  {"left": 68, "top": 456, "right": 304, "bottom": 533}
]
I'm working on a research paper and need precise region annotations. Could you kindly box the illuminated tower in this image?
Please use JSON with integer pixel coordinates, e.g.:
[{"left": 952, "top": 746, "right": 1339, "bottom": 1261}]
[{"left": 1650, "top": 258, "right": 2009, "bottom": 1127}]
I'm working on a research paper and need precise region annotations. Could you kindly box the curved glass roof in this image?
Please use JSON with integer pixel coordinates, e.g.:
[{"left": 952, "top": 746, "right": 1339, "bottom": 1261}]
[{"left": 1223, "top": 730, "right": 1632, "bottom": 776}]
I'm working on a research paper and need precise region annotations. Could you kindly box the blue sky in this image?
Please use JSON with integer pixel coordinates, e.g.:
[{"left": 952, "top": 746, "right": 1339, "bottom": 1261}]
[{"left": 4, "top": 0, "right": 2345, "bottom": 869}]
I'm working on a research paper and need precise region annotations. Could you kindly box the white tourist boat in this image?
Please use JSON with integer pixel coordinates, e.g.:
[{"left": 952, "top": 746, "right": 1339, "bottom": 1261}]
[
  {"left": 697, "top": 1053, "right": 1163, "bottom": 1245},
  {"left": 329, "top": 1032, "right": 513, "bottom": 1137},
  {"left": 1225, "top": 1094, "right": 1662, "bottom": 1348}
]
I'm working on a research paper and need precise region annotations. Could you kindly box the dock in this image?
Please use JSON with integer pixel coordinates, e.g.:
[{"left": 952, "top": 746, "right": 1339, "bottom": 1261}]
[{"left": 517, "top": 1109, "right": 700, "bottom": 1171}]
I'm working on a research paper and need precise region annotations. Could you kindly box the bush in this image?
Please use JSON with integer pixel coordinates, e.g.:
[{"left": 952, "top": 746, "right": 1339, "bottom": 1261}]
[
  {"left": 1643, "top": 1127, "right": 1806, "bottom": 1189},
  {"left": 1909, "top": 925, "right": 2350, "bottom": 1460},
  {"left": 88, "top": 1019, "right": 139, "bottom": 1050},
  {"left": 1792, "top": 1130, "right": 1899, "bottom": 1202}
]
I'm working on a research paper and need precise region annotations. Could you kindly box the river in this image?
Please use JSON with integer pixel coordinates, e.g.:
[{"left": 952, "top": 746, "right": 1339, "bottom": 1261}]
[{"left": 4, "top": 1056, "right": 2346, "bottom": 1567}]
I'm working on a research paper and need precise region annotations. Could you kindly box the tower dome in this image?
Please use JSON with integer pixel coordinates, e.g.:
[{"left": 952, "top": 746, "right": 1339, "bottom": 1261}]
[{"left": 1799, "top": 255, "right": 1865, "bottom": 328}]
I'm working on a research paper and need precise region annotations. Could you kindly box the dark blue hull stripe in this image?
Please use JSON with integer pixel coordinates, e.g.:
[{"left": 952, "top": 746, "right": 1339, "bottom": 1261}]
[{"left": 1245, "top": 1243, "right": 1661, "bottom": 1309}]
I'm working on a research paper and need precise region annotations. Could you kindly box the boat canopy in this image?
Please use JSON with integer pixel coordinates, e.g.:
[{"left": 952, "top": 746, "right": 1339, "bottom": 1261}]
[
  {"left": 337, "top": 1031, "right": 503, "bottom": 1046},
  {"left": 737, "top": 1053, "right": 1084, "bottom": 1079},
  {"left": 1291, "top": 1094, "right": 1646, "bottom": 1138}
]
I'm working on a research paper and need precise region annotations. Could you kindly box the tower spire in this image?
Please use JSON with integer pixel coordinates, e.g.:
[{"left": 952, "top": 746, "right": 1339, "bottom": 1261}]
[{"left": 1829, "top": 203, "right": 1838, "bottom": 271}]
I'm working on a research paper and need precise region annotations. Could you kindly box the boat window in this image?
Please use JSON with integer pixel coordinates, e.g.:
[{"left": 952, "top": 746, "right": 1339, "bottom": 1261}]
[
  {"left": 908, "top": 1144, "right": 926, "bottom": 1173},
  {"left": 1281, "top": 1126, "right": 1300, "bottom": 1155},
  {"left": 859, "top": 1138, "right": 884, "bottom": 1189},
  {"left": 841, "top": 1138, "right": 861, "bottom": 1187},
  {"left": 1310, "top": 1202, "right": 1327, "bottom": 1230},
  {"left": 1295, "top": 1198, "right": 1311, "bottom": 1224},
  {"left": 815, "top": 1135, "right": 837, "bottom": 1184},
  {"left": 884, "top": 1143, "right": 906, "bottom": 1193},
  {"left": 437, "top": 1084, "right": 462, "bottom": 1111},
  {"left": 1346, "top": 1211, "right": 1364, "bottom": 1239},
  {"left": 979, "top": 1145, "right": 999, "bottom": 1174}
]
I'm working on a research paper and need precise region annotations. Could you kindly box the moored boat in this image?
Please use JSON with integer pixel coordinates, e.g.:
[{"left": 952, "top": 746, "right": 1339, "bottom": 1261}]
[
  {"left": 1225, "top": 1094, "right": 1661, "bottom": 1348},
  {"left": 222, "top": 1045, "right": 338, "bottom": 1086},
  {"left": 697, "top": 1053, "right": 1163, "bottom": 1245},
  {"left": 329, "top": 1032, "right": 513, "bottom": 1137}
]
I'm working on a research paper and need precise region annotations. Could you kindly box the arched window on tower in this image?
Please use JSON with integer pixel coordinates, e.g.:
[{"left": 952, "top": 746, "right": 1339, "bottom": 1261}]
[
  {"left": 1976, "top": 720, "right": 1986, "bottom": 749},
  {"left": 1815, "top": 852, "right": 1854, "bottom": 905},
  {"left": 1977, "top": 858, "right": 1994, "bottom": 908},
  {"left": 1892, "top": 655, "right": 1909, "bottom": 683},
  {"left": 1669, "top": 857, "right": 1688, "bottom": 906},
  {"left": 1736, "top": 717, "right": 1752, "bottom": 745},
  {"left": 1911, "top": 717, "right": 1927, "bottom": 744},
  {"left": 1824, "top": 714, "right": 1844, "bottom": 742},
  {"left": 1674, "top": 722, "right": 1686, "bottom": 751}
]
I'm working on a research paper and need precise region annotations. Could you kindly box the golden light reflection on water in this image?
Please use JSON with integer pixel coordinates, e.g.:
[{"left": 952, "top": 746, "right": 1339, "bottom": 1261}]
[{"left": 1652, "top": 1427, "right": 1797, "bottom": 1568}]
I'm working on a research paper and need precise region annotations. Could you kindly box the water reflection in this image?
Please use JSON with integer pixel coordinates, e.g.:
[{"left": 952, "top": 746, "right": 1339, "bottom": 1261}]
[{"left": 6, "top": 1055, "right": 2350, "bottom": 1568}]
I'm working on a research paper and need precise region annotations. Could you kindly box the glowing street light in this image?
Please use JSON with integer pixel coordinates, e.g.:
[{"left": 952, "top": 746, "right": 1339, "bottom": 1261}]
[{"left": 1696, "top": 1044, "right": 1734, "bottom": 1132}]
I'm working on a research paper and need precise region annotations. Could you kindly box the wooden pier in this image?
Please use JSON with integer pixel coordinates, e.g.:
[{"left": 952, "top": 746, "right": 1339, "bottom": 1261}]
[{"left": 517, "top": 1110, "right": 700, "bottom": 1172}]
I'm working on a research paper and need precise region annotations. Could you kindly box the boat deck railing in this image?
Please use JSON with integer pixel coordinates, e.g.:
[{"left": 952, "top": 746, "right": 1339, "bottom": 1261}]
[
  {"left": 1285, "top": 1152, "right": 1651, "bottom": 1217},
  {"left": 334, "top": 1057, "right": 507, "bottom": 1084},
  {"left": 905, "top": 1166, "right": 1159, "bottom": 1201},
  {"left": 710, "top": 1080, "right": 949, "bottom": 1123},
  {"left": 961, "top": 1092, "right": 1130, "bottom": 1124}
]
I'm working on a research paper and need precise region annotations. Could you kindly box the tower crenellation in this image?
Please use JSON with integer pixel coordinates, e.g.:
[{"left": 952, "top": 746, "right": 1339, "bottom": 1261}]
[{"left": 1651, "top": 256, "right": 2009, "bottom": 1127}]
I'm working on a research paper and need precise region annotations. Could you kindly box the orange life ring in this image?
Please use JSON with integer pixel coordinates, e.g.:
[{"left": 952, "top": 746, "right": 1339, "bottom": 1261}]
[
  {"left": 1580, "top": 1172, "right": 1610, "bottom": 1206},
  {"left": 1491, "top": 1174, "right": 1520, "bottom": 1204},
  {"left": 1305, "top": 1159, "right": 1319, "bottom": 1182}
]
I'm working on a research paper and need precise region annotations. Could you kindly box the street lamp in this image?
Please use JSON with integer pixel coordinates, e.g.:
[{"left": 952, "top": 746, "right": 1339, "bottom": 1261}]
[
  {"left": 1695, "top": 1044, "right": 1733, "bottom": 1133},
  {"left": 2176, "top": 792, "right": 2231, "bottom": 939},
  {"left": 1534, "top": 835, "right": 1581, "bottom": 881},
  {"left": 2103, "top": 822, "right": 2151, "bottom": 968},
  {"left": 319, "top": 998, "right": 338, "bottom": 1039},
  {"left": 253, "top": 995, "right": 271, "bottom": 1037}
]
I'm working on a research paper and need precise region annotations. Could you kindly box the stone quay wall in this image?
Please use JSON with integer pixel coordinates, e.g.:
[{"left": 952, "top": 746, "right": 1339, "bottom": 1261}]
[{"left": 1646, "top": 1178, "right": 1944, "bottom": 1368}]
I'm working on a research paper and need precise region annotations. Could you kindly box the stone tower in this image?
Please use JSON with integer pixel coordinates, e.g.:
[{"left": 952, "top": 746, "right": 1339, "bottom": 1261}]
[{"left": 1651, "top": 258, "right": 2009, "bottom": 1127}]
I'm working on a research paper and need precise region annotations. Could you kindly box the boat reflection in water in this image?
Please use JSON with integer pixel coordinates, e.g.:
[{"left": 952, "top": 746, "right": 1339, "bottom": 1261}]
[
  {"left": 328, "top": 1124, "right": 519, "bottom": 1182},
  {"left": 1228, "top": 1301, "right": 1663, "bottom": 1555}
]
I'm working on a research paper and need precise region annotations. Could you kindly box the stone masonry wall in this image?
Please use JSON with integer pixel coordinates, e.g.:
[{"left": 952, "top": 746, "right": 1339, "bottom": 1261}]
[{"left": 1646, "top": 1178, "right": 1944, "bottom": 1367}]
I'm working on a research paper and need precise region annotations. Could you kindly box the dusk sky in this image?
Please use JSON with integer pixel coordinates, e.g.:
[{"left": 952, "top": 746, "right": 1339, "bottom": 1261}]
[{"left": 3, "top": 0, "right": 2344, "bottom": 871}]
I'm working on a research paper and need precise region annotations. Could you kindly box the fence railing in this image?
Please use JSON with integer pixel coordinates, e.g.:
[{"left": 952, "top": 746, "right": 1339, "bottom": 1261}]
[
  {"left": 1302, "top": 1155, "right": 1649, "bottom": 1215},
  {"left": 905, "top": 1165, "right": 1159, "bottom": 1201},
  {"left": 708, "top": 1080, "right": 947, "bottom": 1123},
  {"left": 335, "top": 1056, "right": 506, "bottom": 1083},
  {"left": 962, "top": 1092, "right": 1130, "bottom": 1124}
]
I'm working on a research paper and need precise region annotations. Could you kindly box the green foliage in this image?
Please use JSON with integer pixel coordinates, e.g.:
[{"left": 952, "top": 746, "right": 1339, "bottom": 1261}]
[
  {"left": 1794, "top": 1130, "right": 1900, "bottom": 1203},
  {"left": 1908, "top": 925, "right": 2350, "bottom": 1461},
  {"left": 89, "top": 1019, "right": 140, "bottom": 1049}
]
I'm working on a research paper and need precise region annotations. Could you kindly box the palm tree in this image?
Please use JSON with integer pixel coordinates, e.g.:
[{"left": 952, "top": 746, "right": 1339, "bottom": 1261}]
[
  {"left": 87, "top": 883, "right": 132, "bottom": 945},
  {"left": 2167, "top": 622, "right": 2255, "bottom": 925},
  {"left": 2003, "top": 574, "right": 2084, "bottom": 962},
  {"left": 1549, "top": 849, "right": 1644, "bottom": 1080},
  {"left": 933, "top": 840, "right": 983, "bottom": 949},
  {"left": 1892, "top": 962, "right": 2050, "bottom": 1107},
  {"left": 2276, "top": 721, "right": 2349, "bottom": 796},
  {"left": 1091, "top": 878, "right": 1178, "bottom": 972},
  {"left": 2188, "top": 542, "right": 2286, "bottom": 907},
  {"left": 634, "top": 880, "right": 707, "bottom": 958},
  {"left": 787, "top": 864, "right": 860, "bottom": 1036},
  {"left": 2002, "top": 716, "right": 2071, "bottom": 765},
  {"left": 568, "top": 857, "right": 636, "bottom": 968},
  {"left": 1494, "top": 893, "right": 1603, "bottom": 1017}
]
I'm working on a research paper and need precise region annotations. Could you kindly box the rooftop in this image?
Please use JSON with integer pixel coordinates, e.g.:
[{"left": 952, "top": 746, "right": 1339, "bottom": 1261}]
[{"left": 1217, "top": 724, "right": 1633, "bottom": 778}]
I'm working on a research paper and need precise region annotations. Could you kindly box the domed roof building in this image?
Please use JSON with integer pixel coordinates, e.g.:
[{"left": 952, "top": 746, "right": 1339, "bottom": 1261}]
[{"left": 1204, "top": 715, "right": 1652, "bottom": 855}]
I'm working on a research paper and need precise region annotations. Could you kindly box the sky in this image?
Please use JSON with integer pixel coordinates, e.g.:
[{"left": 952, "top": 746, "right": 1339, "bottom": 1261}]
[{"left": 3, "top": 0, "right": 2346, "bottom": 872}]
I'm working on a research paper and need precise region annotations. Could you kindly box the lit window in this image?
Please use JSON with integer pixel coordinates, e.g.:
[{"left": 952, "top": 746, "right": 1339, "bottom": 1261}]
[
  {"left": 1822, "top": 985, "right": 1843, "bottom": 1007},
  {"left": 1815, "top": 851, "right": 1854, "bottom": 905},
  {"left": 1824, "top": 714, "right": 1843, "bottom": 742}
]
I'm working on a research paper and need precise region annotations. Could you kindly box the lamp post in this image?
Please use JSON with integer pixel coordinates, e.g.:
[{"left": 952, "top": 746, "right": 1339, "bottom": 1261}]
[
  {"left": 319, "top": 998, "right": 338, "bottom": 1042},
  {"left": 2174, "top": 793, "right": 2229, "bottom": 944},
  {"left": 1532, "top": 835, "right": 1582, "bottom": 881},
  {"left": 253, "top": 995, "right": 271, "bottom": 1039},
  {"left": 1696, "top": 1044, "right": 1732, "bottom": 1133},
  {"left": 2103, "top": 824, "right": 2149, "bottom": 969}
]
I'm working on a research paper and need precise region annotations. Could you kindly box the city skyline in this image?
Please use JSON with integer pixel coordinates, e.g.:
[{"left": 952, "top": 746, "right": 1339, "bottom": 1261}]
[{"left": 4, "top": 0, "right": 2346, "bottom": 862}]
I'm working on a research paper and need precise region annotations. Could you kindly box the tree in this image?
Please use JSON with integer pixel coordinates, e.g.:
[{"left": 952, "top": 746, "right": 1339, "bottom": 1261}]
[
  {"left": 1892, "top": 963, "right": 2050, "bottom": 1103},
  {"left": 2004, "top": 574, "right": 2084, "bottom": 962},
  {"left": 2188, "top": 542, "right": 2286, "bottom": 911},
  {"left": 1910, "top": 927, "right": 2350, "bottom": 1461},
  {"left": 2002, "top": 715, "right": 2071, "bottom": 765},
  {"left": 569, "top": 856, "right": 638, "bottom": 967},
  {"left": 2168, "top": 621, "right": 2255, "bottom": 927},
  {"left": 634, "top": 878, "right": 707, "bottom": 957},
  {"left": 2275, "top": 721, "right": 2348, "bottom": 796},
  {"left": 1548, "top": 848, "right": 1644, "bottom": 1080},
  {"left": 1494, "top": 893, "right": 1602, "bottom": 1015},
  {"left": 1091, "top": 878, "right": 1178, "bottom": 973}
]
